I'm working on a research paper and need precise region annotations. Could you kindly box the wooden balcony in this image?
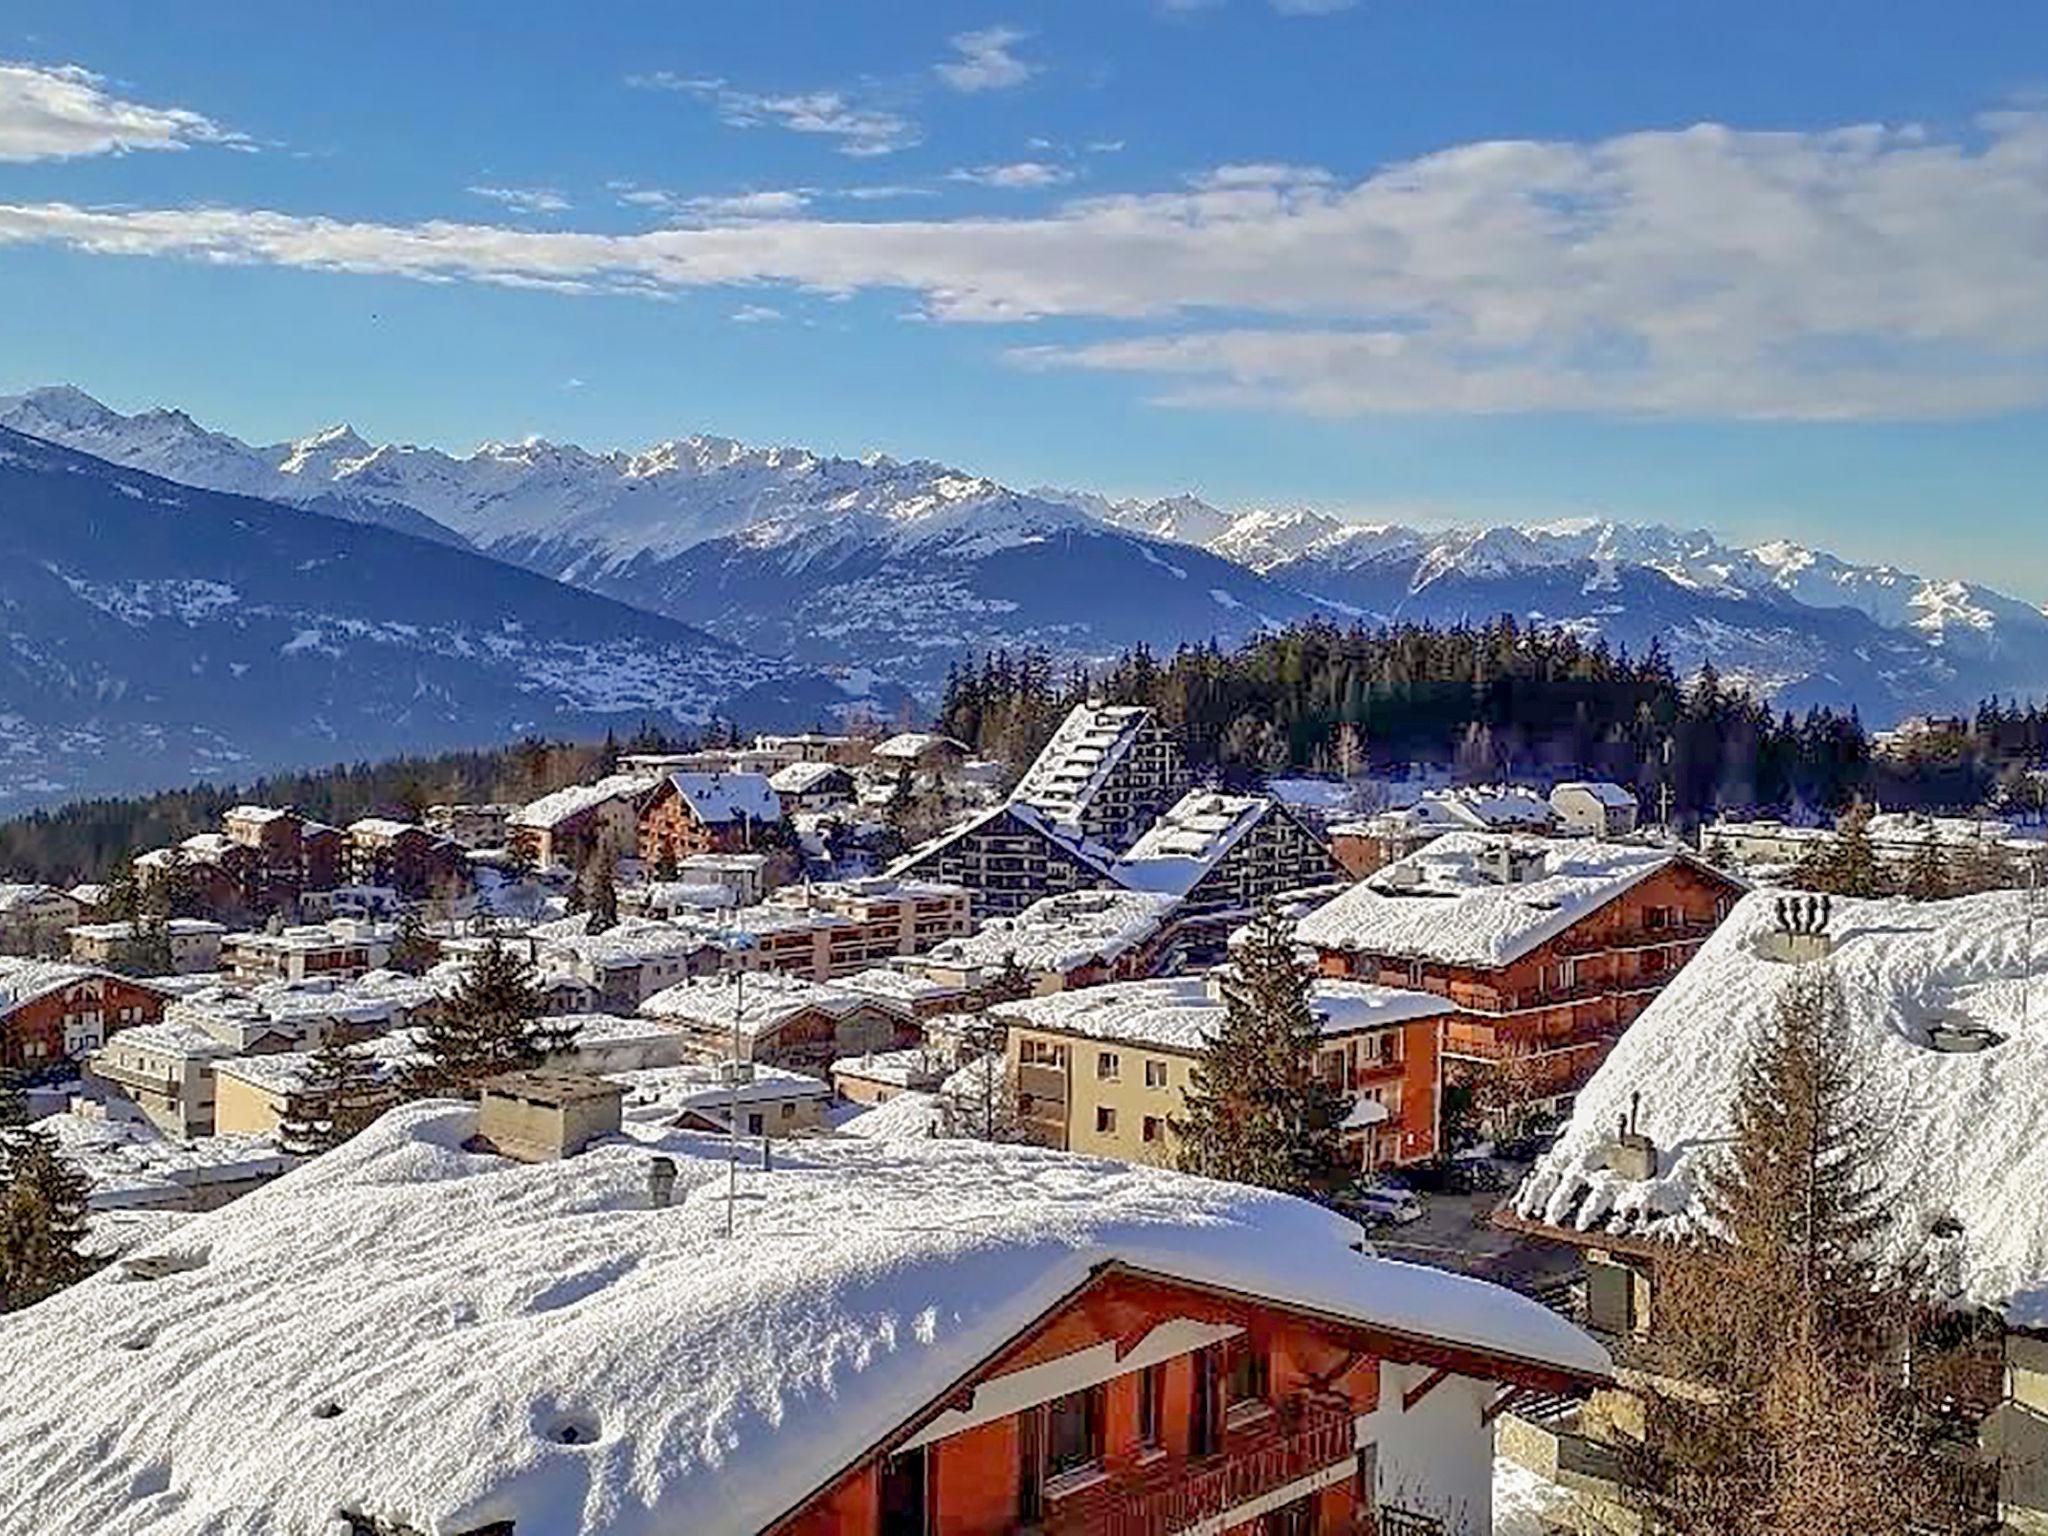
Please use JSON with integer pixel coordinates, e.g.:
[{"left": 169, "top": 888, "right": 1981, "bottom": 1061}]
[{"left": 1043, "top": 1400, "right": 1356, "bottom": 1536}]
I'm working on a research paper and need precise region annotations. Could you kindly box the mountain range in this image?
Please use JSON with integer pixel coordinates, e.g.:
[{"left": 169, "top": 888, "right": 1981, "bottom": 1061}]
[
  {"left": 0, "top": 384, "right": 2043, "bottom": 808},
  {"left": 0, "top": 425, "right": 872, "bottom": 806}
]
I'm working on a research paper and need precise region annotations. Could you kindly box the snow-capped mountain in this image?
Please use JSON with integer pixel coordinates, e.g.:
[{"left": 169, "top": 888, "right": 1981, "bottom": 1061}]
[
  {"left": 0, "top": 428, "right": 873, "bottom": 806},
  {"left": 8, "top": 385, "right": 2044, "bottom": 723},
  {"left": 0, "top": 388, "right": 1318, "bottom": 691}
]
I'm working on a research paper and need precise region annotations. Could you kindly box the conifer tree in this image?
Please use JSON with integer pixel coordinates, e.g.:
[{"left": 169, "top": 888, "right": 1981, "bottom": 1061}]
[
  {"left": 1640, "top": 966, "right": 1937, "bottom": 1533},
  {"left": 405, "top": 941, "right": 578, "bottom": 1098},
  {"left": 1823, "top": 801, "right": 1887, "bottom": 897},
  {"left": 280, "top": 1033, "right": 388, "bottom": 1155},
  {"left": 581, "top": 854, "right": 618, "bottom": 935},
  {"left": 387, "top": 904, "right": 437, "bottom": 976},
  {"left": 1173, "top": 908, "right": 1343, "bottom": 1194},
  {"left": 1901, "top": 838, "right": 1949, "bottom": 902},
  {"left": 0, "top": 1131, "right": 95, "bottom": 1311}
]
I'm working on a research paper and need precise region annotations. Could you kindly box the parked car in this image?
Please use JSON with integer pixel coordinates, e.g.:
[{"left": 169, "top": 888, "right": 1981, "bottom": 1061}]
[{"left": 1338, "top": 1182, "right": 1426, "bottom": 1226}]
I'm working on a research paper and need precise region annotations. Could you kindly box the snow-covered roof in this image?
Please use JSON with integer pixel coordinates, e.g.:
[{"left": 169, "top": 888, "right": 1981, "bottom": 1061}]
[
  {"left": 1009, "top": 702, "right": 1155, "bottom": 831},
  {"left": 871, "top": 731, "right": 965, "bottom": 761},
  {"left": 639, "top": 972, "right": 908, "bottom": 1035},
  {"left": 608, "top": 1062, "right": 832, "bottom": 1122},
  {"left": 834, "top": 967, "right": 968, "bottom": 1007},
  {"left": 538, "top": 917, "right": 712, "bottom": 969},
  {"left": 1001, "top": 973, "right": 1456, "bottom": 1055},
  {"left": 829, "top": 1045, "right": 951, "bottom": 1088},
  {"left": 627, "top": 880, "right": 736, "bottom": 911},
  {"left": 69, "top": 918, "right": 226, "bottom": 941},
  {"left": 346, "top": 817, "right": 423, "bottom": 840},
  {"left": 664, "top": 770, "right": 782, "bottom": 827},
  {"left": 1262, "top": 778, "right": 1362, "bottom": 814},
  {"left": 27, "top": 1109, "right": 288, "bottom": 1211},
  {"left": 1513, "top": 889, "right": 2048, "bottom": 1329},
  {"left": 767, "top": 760, "right": 850, "bottom": 794},
  {"left": 99, "top": 1017, "right": 242, "bottom": 1062},
  {"left": 180, "top": 832, "right": 234, "bottom": 860},
  {"left": 510, "top": 774, "right": 662, "bottom": 831},
  {"left": 223, "top": 804, "right": 293, "bottom": 825},
  {"left": 889, "top": 800, "right": 1116, "bottom": 880},
  {"left": 223, "top": 919, "right": 395, "bottom": 954},
  {"left": 1110, "top": 790, "right": 1277, "bottom": 896},
  {"left": 212, "top": 1033, "right": 424, "bottom": 1098},
  {"left": 1551, "top": 781, "right": 1637, "bottom": 809},
  {"left": 1295, "top": 832, "right": 1682, "bottom": 968},
  {"left": 926, "top": 887, "right": 1179, "bottom": 975},
  {"left": 0, "top": 881, "right": 66, "bottom": 913},
  {"left": 0, "top": 957, "right": 123, "bottom": 1012},
  {"left": 0, "top": 1102, "right": 1607, "bottom": 1536}
]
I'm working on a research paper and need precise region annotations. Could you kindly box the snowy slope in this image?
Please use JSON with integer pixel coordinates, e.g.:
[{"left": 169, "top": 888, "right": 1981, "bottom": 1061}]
[
  {"left": 0, "top": 429, "right": 877, "bottom": 806},
  {"left": 2, "top": 389, "right": 1317, "bottom": 691}
]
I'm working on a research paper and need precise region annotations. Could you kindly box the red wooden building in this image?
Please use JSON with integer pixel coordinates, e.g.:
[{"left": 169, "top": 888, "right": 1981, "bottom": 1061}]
[
  {"left": 0, "top": 961, "right": 171, "bottom": 1071},
  {"left": 1296, "top": 833, "right": 1743, "bottom": 1110}
]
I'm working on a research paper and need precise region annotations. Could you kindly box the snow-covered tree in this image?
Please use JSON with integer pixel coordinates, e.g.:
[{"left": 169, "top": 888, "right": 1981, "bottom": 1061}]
[
  {"left": 406, "top": 941, "right": 578, "bottom": 1098},
  {"left": 388, "top": 905, "right": 437, "bottom": 976},
  {"left": 0, "top": 1131, "right": 95, "bottom": 1312},
  {"left": 280, "top": 1034, "right": 389, "bottom": 1156},
  {"left": 1172, "top": 907, "right": 1343, "bottom": 1194}
]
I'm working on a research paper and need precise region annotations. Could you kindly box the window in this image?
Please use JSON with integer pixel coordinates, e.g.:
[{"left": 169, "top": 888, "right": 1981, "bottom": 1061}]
[
  {"left": 1226, "top": 1339, "right": 1269, "bottom": 1407},
  {"left": 1045, "top": 1386, "right": 1105, "bottom": 1478},
  {"left": 1137, "top": 1363, "right": 1165, "bottom": 1449},
  {"left": 1144, "top": 1058, "right": 1169, "bottom": 1088},
  {"left": 1095, "top": 1106, "right": 1118, "bottom": 1136},
  {"left": 1096, "top": 1051, "right": 1120, "bottom": 1081},
  {"left": 1142, "top": 1115, "right": 1164, "bottom": 1144},
  {"left": 780, "top": 1101, "right": 797, "bottom": 1120},
  {"left": 1021, "top": 1038, "right": 1067, "bottom": 1068},
  {"left": 1316, "top": 1049, "right": 1344, "bottom": 1087},
  {"left": 1407, "top": 960, "right": 1426, "bottom": 988},
  {"left": 746, "top": 1112, "right": 765, "bottom": 1135}
]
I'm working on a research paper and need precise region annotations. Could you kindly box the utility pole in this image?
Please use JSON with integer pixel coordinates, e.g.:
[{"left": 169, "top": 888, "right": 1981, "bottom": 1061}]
[{"left": 718, "top": 929, "right": 757, "bottom": 1240}]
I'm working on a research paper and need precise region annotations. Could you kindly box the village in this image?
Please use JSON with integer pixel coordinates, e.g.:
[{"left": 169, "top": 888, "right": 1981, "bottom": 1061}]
[{"left": 1, "top": 702, "right": 2045, "bottom": 1536}]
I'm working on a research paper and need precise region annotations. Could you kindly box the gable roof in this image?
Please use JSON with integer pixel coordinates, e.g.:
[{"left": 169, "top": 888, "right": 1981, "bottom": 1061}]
[
  {"left": 663, "top": 771, "right": 782, "bottom": 827},
  {"left": 889, "top": 801, "right": 1115, "bottom": 882},
  {"left": 926, "top": 888, "right": 1180, "bottom": 975},
  {"left": 1001, "top": 973, "right": 1458, "bottom": 1055},
  {"left": 0, "top": 1102, "right": 1607, "bottom": 1536},
  {"left": 1514, "top": 888, "right": 2048, "bottom": 1330},
  {"left": 1294, "top": 831, "right": 1700, "bottom": 968},
  {"left": 511, "top": 774, "right": 662, "bottom": 831}
]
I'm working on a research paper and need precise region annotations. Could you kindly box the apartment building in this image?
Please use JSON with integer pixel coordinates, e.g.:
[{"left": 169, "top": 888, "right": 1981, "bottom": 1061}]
[
  {"left": 1109, "top": 790, "right": 1348, "bottom": 914},
  {"left": 220, "top": 918, "right": 395, "bottom": 984},
  {"left": 638, "top": 771, "right": 783, "bottom": 863},
  {"left": 1009, "top": 701, "right": 1193, "bottom": 853},
  {"left": 1000, "top": 973, "right": 1459, "bottom": 1171},
  {"left": 890, "top": 801, "right": 1114, "bottom": 919},
  {"left": 0, "top": 961, "right": 170, "bottom": 1070},
  {"left": 508, "top": 773, "right": 660, "bottom": 870}
]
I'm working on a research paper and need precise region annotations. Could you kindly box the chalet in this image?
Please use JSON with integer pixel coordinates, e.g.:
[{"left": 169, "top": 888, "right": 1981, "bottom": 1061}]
[
  {"left": 830, "top": 1044, "right": 953, "bottom": 1105},
  {"left": 221, "top": 804, "right": 312, "bottom": 911},
  {"left": 424, "top": 801, "right": 521, "bottom": 850},
  {"left": 0, "top": 1107, "right": 1612, "bottom": 1536},
  {"left": 638, "top": 971, "right": 921, "bottom": 1073},
  {"left": 999, "top": 974, "right": 1461, "bottom": 1171},
  {"left": 0, "top": 960, "right": 169, "bottom": 1071},
  {"left": 1501, "top": 888, "right": 2048, "bottom": 1534},
  {"left": 1009, "top": 702, "right": 1193, "bottom": 852},
  {"left": 0, "top": 883, "right": 82, "bottom": 956},
  {"left": 344, "top": 818, "right": 459, "bottom": 898},
  {"left": 508, "top": 773, "right": 660, "bottom": 871},
  {"left": 889, "top": 801, "right": 1115, "bottom": 919},
  {"left": 1110, "top": 790, "right": 1347, "bottom": 914},
  {"left": 1296, "top": 833, "right": 1744, "bottom": 1111},
  {"left": 1547, "top": 782, "right": 1639, "bottom": 839},
  {"left": 869, "top": 731, "right": 971, "bottom": 773},
  {"left": 637, "top": 771, "right": 783, "bottom": 864},
  {"left": 769, "top": 759, "right": 856, "bottom": 814},
  {"left": 524, "top": 918, "right": 716, "bottom": 1009},
  {"left": 68, "top": 917, "right": 228, "bottom": 975},
  {"left": 912, "top": 888, "right": 1185, "bottom": 995},
  {"left": 301, "top": 821, "right": 346, "bottom": 893}
]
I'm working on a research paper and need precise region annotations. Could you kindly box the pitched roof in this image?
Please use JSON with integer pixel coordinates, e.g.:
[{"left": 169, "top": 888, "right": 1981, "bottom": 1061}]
[
  {"left": 1514, "top": 889, "right": 2048, "bottom": 1329},
  {"left": 1110, "top": 790, "right": 1295, "bottom": 896},
  {"left": 511, "top": 774, "right": 662, "bottom": 831},
  {"left": 767, "top": 760, "right": 850, "bottom": 794},
  {"left": 926, "top": 888, "right": 1179, "bottom": 975},
  {"left": 1294, "top": 831, "right": 1684, "bottom": 968},
  {"left": 889, "top": 800, "right": 1115, "bottom": 880},
  {"left": 664, "top": 771, "right": 782, "bottom": 827},
  {"left": 0, "top": 1103, "right": 1607, "bottom": 1535},
  {"left": 638, "top": 971, "right": 909, "bottom": 1035}
]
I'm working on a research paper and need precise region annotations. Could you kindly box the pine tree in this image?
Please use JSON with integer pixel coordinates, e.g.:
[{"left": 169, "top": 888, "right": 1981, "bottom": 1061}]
[
  {"left": 405, "top": 941, "right": 579, "bottom": 1098},
  {"left": 1640, "top": 965, "right": 1929, "bottom": 1533},
  {"left": 388, "top": 904, "right": 437, "bottom": 976},
  {"left": 1825, "top": 801, "right": 1887, "bottom": 897},
  {"left": 280, "top": 1033, "right": 388, "bottom": 1155},
  {"left": 118, "top": 909, "right": 175, "bottom": 978},
  {"left": 581, "top": 854, "right": 618, "bottom": 935},
  {"left": 1172, "top": 908, "right": 1343, "bottom": 1194},
  {"left": 1901, "top": 838, "right": 1949, "bottom": 902},
  {"left": 0, "top": 1131, "right": 96, "bottom": 1311}
]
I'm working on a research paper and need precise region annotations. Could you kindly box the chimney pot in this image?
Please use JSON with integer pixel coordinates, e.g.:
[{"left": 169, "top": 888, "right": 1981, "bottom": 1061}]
[{"left": 648, "top": 1155, "right": 677, "bottom": 1209}]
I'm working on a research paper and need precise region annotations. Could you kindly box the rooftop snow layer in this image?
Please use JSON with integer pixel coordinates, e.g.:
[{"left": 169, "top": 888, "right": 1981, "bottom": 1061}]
[
  {"left": 1001, "top": 974, "right": 1456, "bottom": 1054},
  {"left": 926, "top": 888, "right": 1179, "bottom": 974},
  {"left": 1009, "top": 703, "right": 1156, "bottom": 830},
  {"left": 1294, "top": 832, "right": 1676, "bottom": 968},
  {"left": 1110, "top": 790, "right": 1276, "bottom": 896},
  {"left": 1514, "top": 889, "right": 2048, "bottom": 1327},
  {"left": 665, "top": 770, "right": 782, "bottom": 827},
  {"left": 0, "top": 1102, "right": 1606, "bottom": 1536},
  {"left": 511, "top": 774, "right": 662, "bottom": 831}
]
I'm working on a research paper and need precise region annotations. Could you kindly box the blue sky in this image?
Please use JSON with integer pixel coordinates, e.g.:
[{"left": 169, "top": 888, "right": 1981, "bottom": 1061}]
[{"left": 3, "top": 2, "right": 2048, "bottom": 591}]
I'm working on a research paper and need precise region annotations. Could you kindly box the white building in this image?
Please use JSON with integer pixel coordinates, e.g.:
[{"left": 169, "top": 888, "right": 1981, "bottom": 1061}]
[{"left": 1549, "top": 782, "right": 1640, "bottom": 838}]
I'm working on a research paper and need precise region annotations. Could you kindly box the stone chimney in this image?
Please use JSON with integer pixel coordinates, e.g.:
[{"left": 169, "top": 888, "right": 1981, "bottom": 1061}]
[
  {"left": 477, "top": 1070, "right": 624, "bottom": 1162},
  {"left": 1604, "top": 1090, "right": 1658, "bottom": 1181},
  {"left": 1766, "top": 891, "right": 1834, "bottom": 963}
]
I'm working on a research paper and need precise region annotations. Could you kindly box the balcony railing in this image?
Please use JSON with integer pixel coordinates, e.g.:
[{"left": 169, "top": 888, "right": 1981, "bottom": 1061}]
[{"left": 1047, "top": 1402, "right": 1356, "bottom": 1536}]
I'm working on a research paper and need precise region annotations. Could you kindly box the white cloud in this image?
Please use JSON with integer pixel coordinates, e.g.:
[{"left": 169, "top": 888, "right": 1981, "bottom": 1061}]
[
  {"left": 935, "top": 26, "right": 1037, "bottom": 93},
  {"left": 681, "top": 189, "right": 812, "bottom": 220},
  {"left": 1085, "top": 139, "right": 1126, "bottom": 154},
  {"left": 731, "top": 304, "right": 785, "bottom": 323},
  {"left": 468, "top": 185, "right": 570, "bottom": 215},
  {"left": 1269, "top": 0, "right": 1357, "bottom": 13},
  {"left": 9, "top": 112, "right": 2048, "bottom": 419},
  {"left": 947, "top": 160, "right": 1075, "bottom": 189},
  {"left": 0, "top": 60, "right": 244, "bottom": 162},
  {"left": 630, "top": 72, "right": 918, "bottom": 157}
]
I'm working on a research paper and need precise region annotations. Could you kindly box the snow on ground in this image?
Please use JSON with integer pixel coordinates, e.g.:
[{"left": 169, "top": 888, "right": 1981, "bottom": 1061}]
[
  {"left": 0, "top": 1102, "right": 1607, "bottom": 1536},
  {"left": 1493, "top": 1456, "right": 1577, "bottom": 1536},
  {"left": 1515, "top": 889, "right": 2048, "bottom": 1328}
]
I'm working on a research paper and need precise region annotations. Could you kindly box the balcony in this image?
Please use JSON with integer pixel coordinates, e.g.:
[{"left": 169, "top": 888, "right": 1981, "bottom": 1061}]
[{"left": 1044, "top": 1401, "right": 1356, "bottom": 1536}]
